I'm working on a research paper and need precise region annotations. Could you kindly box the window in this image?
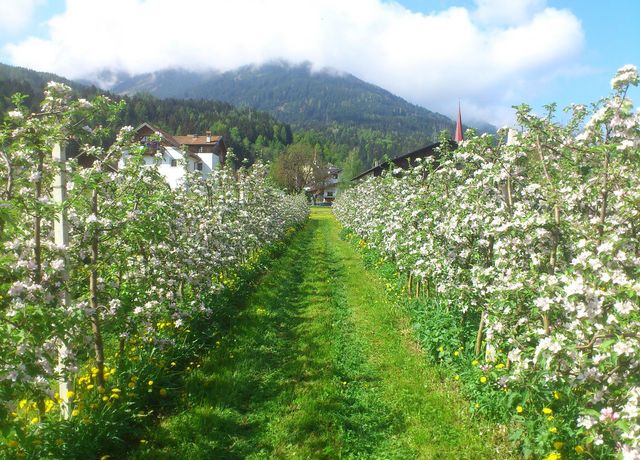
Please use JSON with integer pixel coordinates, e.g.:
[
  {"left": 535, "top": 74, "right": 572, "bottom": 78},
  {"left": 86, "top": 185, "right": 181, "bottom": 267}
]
[
  {"left": 326, "top": 191, "right": 333, "bottom": 197},
  {"left": 171, "top": 159, "right": 177, "bottom": 167},
  {"left": 198, "top": 146, "right": 204, "bottom": 153},
  {"left": 196, "top": 162, "right": 203, "bottom": 171}
]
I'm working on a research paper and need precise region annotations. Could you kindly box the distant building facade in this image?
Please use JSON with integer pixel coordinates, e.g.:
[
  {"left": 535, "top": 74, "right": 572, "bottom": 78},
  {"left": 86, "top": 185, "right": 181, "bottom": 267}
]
[
  {"left": 307, "top": 164, "right": 342, "bottom": 204},
  {"left": 352, "top": 105, "right": 464, "bottom": 181},
  {"left": 119, "top": 122, "right": 227, "bottom": 189},
  {"left": 351, "top": 141, "right": 457, "bottom": 181}
]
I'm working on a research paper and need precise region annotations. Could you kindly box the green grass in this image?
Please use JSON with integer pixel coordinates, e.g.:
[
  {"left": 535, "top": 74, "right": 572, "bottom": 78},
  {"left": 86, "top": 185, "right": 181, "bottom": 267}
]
[{"left": 129, "top": 208, "right": 514, "bottom": 459}]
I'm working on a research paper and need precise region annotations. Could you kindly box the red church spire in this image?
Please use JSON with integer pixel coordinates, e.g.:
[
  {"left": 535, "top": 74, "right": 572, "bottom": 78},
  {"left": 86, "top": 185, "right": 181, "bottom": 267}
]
[{"left": 455, "top": 101, "right": 463, "bottom": 143}]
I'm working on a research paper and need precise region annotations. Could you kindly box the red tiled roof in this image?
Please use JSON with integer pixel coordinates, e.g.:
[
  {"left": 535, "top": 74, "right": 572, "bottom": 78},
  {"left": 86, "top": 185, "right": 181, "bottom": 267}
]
[{"left": 173, "top": 135, "right": 223, "bottom": 146}]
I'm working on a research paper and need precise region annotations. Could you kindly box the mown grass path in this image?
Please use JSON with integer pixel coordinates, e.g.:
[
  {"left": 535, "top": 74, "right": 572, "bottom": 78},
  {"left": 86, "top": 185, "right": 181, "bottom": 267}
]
[{"left": 131, "top": 208, "right": 509, "bottom": 459}]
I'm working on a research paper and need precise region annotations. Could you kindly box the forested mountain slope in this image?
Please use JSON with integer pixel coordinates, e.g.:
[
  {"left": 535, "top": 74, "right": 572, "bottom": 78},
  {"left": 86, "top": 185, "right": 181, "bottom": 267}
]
[{"left": 0, "top": 63, "right": 293, "bottom": 163}]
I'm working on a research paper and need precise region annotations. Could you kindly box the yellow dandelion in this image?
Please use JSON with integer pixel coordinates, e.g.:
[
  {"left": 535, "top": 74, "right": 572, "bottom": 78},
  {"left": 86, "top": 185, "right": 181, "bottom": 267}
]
[
  {"left": 18, "top": 399, "right": 28, "bottom": 409},
  {"left": 453, "top": 351, "right": 459, "bottom": 357},
  {"left": 454, "top": 375, "right": 460, "bottom": 380},
  {"left": 102, "top": 396, "right": 109, "bottom": 402},
  {"left": 30, "top": 417, "right": 39, "bottom": 424},
  {"left": 159, "top": 388, "right": 168, "bottom": 397},
  {"left": 480, "top": 376, "right": 487, "bottom": 384},
  {"left": 496, "top": 363, "right": 505, "bottom": 369},
  {"left": 543, "top": 407, "right": 553, "bottom": 415},
  {"left": 71, "top": 409, "right": 80, "bottom": 417},
  {"left": 128, "top": 382, "right": 136, "bottom": 389},
  {"left": 148, "top": 380, "right": 154, "bottom": 386},
  {"left": 549, "top": 427, "right": 558, "bottom": 434},
  {"left": 575, "top": 445, "right": 585, "bottom": 454},
  {"left": 548, "top": 415, "right": 555, "bottom": 421},
  {"left": 472, "top": 360, "right": 479, "bottom": 366},
  {"left": 516, "top": 405, "right": 524, "bottom": 413},
  {"left": 544, "top": 452, "right": 561, "bottom": 460},
  {"left": 554, "top": 441, "right": 564, "bottom": 450},
  {"left": 45, "top": 399, "right": 55, "bottom": 412},
  {"left": 87, "top": 384, "right": 94, "bottom": 390},
  {"left": 553, "top": 391, "right": 561, "bottom": 400}
]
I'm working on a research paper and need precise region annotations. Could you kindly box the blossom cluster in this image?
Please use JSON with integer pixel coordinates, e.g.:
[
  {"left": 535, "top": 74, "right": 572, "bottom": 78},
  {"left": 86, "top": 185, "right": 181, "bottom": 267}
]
[{"left": 334, "top": 65, "right": 640, "bottom": 458}]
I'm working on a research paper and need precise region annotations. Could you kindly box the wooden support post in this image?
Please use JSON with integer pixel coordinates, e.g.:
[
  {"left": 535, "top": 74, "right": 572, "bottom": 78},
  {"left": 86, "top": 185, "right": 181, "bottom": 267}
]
[{"left": 52, "top": 142, "right": 72, "bottom": 419}]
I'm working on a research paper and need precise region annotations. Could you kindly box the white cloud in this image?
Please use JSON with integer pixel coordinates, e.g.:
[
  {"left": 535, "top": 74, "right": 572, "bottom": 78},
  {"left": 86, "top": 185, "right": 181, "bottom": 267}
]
[
  {"left": 4, "top": 0, "right": 585, "bottom": 125},
  {"left": 0, "top": 0, "right": 42, "bottom": 33}
]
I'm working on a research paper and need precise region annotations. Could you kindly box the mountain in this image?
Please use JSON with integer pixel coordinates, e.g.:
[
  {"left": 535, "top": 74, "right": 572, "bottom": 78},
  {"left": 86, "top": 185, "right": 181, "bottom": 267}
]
[
  {"left": 109, "top": 62, "right": 485, "bottom": 170},
  {"left": 0, "top": 62, "right": 293, "bottom": 164},
  {"left": 1, "top": 61, "right": 495, "bottom": 174},
  {"left": 0, "top": 62, "right": 92, "bottom": 112},
  {"left": 111, "top": 62, "right": 455, "bottom": 136}
]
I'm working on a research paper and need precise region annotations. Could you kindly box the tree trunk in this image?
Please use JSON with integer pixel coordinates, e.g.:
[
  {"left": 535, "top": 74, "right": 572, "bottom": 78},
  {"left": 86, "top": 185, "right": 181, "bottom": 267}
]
[
  {"left": 536, "top": 136, "right": 557, "bottom": 335},
  {"left": 89, "top": 189, "right": 106, "bottom": 389},
  {"left": 475, "top": 311, "right": 486, "bottom": 355},
  {"left": 597, "top": 150, "right": 610, "bottom": 241},
  {"left": 34, "top": 151, "right": 44, "bottom": 284}
]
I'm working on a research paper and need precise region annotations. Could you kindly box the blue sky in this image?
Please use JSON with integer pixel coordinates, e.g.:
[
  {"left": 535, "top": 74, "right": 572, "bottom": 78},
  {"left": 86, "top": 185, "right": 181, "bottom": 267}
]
[
  {"left": 397, "top": 0, "right": 640, "bottom": 111},
  {"left": 0, "top": 0, "right": 638, "bottom": 125}
]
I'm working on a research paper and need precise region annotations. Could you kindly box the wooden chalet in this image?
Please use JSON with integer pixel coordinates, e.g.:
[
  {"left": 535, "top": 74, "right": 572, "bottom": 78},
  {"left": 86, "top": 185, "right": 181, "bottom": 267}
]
[
  {"left": 351, "top": 140, "right": 457, "bottom": 181},
  {"left": 352, "top": 104, "right": 464, "bottom": 181},
  {"left": 120, "top": 122, "right": 227, "bottom": 188}
]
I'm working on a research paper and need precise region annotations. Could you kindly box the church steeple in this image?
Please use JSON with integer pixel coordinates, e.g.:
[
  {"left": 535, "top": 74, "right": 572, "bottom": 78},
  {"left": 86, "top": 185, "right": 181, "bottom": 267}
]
[{"left": 455, "top": 102, "right": 463, "bottom": 143}]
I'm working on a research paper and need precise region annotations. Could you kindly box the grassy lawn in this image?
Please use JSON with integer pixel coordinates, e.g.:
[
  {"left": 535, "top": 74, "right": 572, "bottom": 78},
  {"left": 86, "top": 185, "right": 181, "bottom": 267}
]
[{"left": 129, "top": 208, "right": 513, "bottom": 459}]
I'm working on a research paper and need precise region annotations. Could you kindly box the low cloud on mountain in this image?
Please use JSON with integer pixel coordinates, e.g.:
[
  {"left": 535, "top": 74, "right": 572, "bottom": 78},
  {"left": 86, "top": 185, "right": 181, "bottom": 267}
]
[{"left": 4, "top": 0, "right": 584, "bottom": 125}]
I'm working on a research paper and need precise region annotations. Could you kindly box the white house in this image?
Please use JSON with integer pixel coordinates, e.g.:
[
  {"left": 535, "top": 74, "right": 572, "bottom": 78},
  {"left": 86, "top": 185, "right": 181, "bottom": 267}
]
[
  {"left": 308, "top": 164, "right": 341, "bottom": 204},
  {"left": 119, "top": 122, "right": 227, "bottom": 189}
]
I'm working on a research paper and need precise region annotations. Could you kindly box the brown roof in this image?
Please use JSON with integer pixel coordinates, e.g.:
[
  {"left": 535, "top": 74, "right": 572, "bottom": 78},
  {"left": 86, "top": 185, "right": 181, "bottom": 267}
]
[
  {"left": 351, "top": 140, "right": 456, "bottom": 181},
  {"left": 134, "top": 123, "right": 201, "bottom": 161},
  {"left": 173, "top": 135, "right": 223, "bottom": 146}
]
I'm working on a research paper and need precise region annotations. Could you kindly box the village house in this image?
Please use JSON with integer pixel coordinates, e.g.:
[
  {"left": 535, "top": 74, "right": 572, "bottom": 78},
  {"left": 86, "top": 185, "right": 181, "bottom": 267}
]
[
  {"left": 352, "top": 105, "right": 463, "bottom": 181},
  {"left": 350, "top": 141, "right": 452, "bottom": 181},
  {"left": 119, "top": 122, "right": 227, "bottom": 189},
  {"left": 307, "top": 164, "right": 342, "bottom": 205}
]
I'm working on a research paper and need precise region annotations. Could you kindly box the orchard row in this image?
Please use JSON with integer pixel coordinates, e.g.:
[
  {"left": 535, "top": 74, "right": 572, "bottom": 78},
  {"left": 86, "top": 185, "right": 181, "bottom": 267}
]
[
  {"left": 334, "top": 65, "right": 640, "bottom": 459},
  {"left": 0, "top": 83, "right": 308, "bottom": 456}
]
